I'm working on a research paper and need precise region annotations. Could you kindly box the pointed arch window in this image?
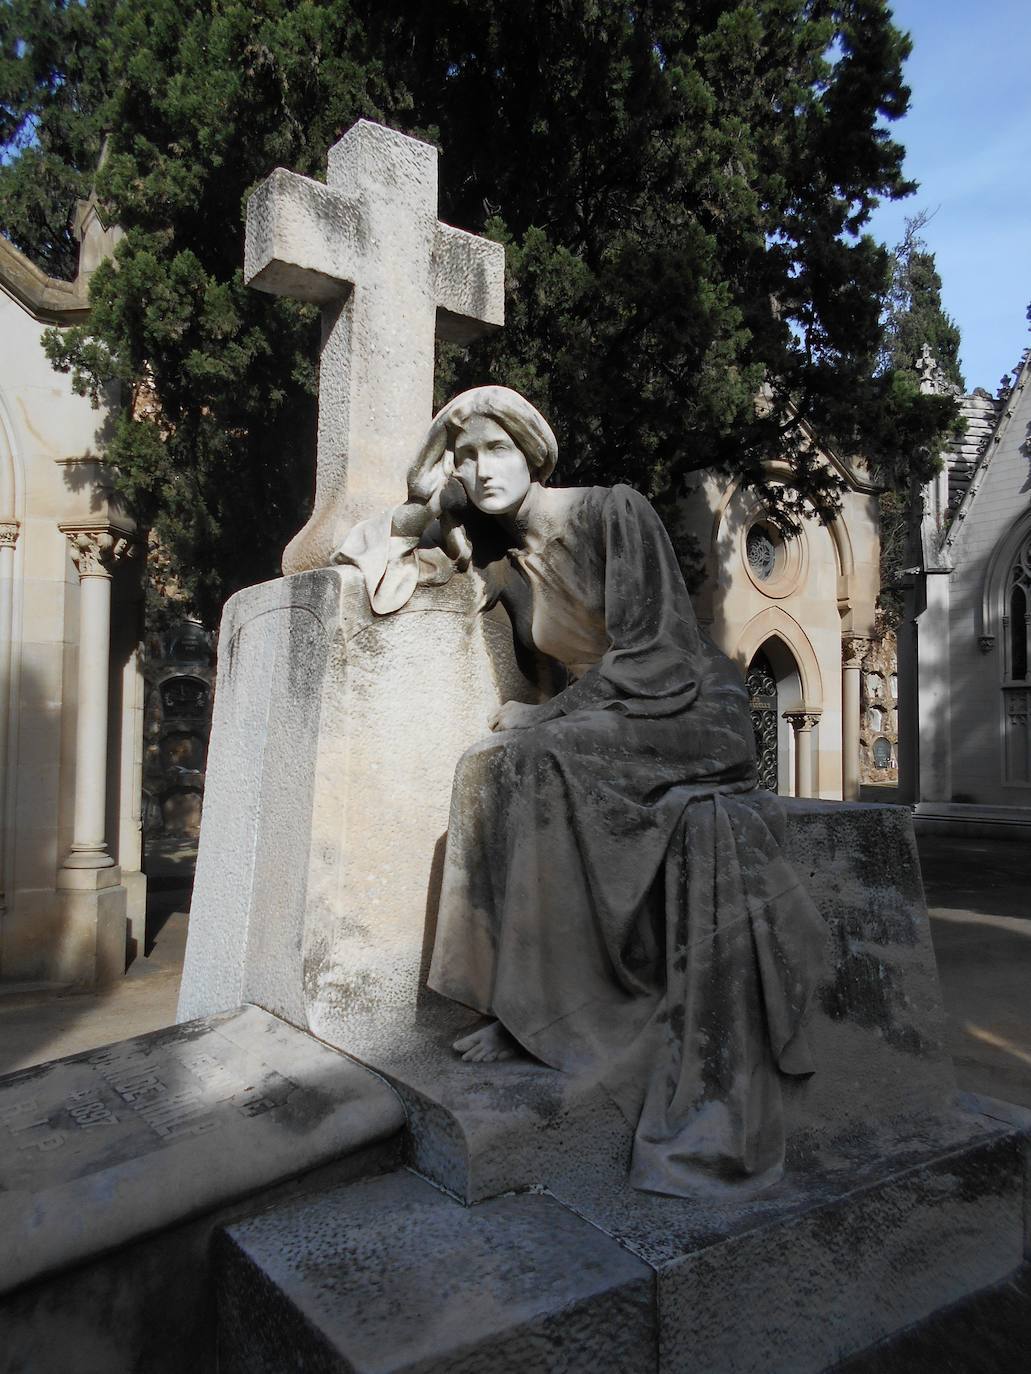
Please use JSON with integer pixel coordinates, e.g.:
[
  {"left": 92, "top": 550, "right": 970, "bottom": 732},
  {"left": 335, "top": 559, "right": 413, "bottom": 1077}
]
[
  {"left": 1008, "top": 537, "right": 1031, "bottom": 682},
  {"left": 1004, "top": 533, "right": 1031, "bottom": 782}
]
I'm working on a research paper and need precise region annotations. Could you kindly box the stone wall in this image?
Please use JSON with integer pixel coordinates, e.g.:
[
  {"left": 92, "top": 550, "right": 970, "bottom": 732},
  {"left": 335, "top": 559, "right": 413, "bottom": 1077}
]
[{"left": 859, "top": 630, "right": 899, "bottom": 785}]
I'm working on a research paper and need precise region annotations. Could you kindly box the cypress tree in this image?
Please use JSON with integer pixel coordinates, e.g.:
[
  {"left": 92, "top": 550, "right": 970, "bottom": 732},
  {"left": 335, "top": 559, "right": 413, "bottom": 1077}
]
[{"left": 1, "top": 1, "right": 959, "bottom": 622}]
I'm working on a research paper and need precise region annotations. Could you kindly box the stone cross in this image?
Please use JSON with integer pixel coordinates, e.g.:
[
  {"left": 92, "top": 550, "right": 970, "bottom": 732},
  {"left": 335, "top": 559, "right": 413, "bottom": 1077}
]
[{"left": 245, "top": 120, "right": 505, "bottom": 574}]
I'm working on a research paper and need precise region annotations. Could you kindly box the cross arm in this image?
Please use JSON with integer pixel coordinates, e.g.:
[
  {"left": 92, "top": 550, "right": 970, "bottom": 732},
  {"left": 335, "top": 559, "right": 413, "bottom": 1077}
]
[
  {"left": 432, "top": 223, "right": 505, "bottom": 345},
  {"left": 245, "top": 168, "right": 366, "bottom": 305}
]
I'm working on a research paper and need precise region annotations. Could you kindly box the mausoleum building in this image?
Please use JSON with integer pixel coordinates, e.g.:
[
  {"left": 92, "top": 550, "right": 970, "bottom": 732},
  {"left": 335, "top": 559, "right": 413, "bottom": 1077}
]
[
  {"left": 900, "top": 335, "right": 1031, "bottom": 833},
  {"left": 680, "top": 432, "right": 882, "bottom": 801},
  {"left": 0, "top": 200, "right": 145, "bottom": 987}
]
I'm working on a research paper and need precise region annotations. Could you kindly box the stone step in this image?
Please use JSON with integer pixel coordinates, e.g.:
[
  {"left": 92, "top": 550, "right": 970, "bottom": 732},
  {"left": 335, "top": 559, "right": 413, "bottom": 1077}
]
[
  {"left": 0, "top": 1005, "right": 406, "bottom": 1374},
  {"left": 216, "top": 1168, "right": 657, "bottom": 1374},
  {"left": 215, "top": 1104, "right": 1029, "bottom": 1374}
]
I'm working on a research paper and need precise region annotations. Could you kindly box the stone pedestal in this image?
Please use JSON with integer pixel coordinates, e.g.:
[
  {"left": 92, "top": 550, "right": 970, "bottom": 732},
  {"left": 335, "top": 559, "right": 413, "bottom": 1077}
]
[
  {"left": 178, "top": 566, "right": 540, "bottom": 1033},
  {"left": 53, "top": 864, "right": 127, "bottom": 987}
]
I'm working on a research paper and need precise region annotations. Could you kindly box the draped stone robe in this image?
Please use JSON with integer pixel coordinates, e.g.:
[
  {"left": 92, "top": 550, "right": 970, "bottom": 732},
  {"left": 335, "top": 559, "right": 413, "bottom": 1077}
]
[{"left": 427, "top": 484, "right": 827, "bottom": 1196}]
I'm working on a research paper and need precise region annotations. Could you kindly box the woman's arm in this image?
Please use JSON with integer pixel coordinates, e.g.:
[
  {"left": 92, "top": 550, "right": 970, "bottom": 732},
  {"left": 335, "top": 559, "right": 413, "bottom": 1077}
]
[{"left": 492, "top": 486, "right": 703, "bottom": 728}]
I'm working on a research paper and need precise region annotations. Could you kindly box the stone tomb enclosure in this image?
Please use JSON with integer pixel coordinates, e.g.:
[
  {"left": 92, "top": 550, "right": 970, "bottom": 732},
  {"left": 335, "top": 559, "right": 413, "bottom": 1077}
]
[{"left": 184, "top": 791, "right": 1031, "bottom": 1373}]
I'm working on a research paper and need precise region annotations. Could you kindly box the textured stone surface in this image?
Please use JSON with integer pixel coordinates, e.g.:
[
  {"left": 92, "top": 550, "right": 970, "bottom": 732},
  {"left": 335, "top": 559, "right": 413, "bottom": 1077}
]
[
  {"left": 177, "top": 564, "right": 540, "bottom": 1041},
  {"left": 0, "top": 1003, "right": 404, "bottom": 1295},
  {"left": 779, "top": 800, "right": 957, "bottom": 1143},
  {"left": 0, "top": 1145, "right": 398, "bottom": 1374},
  {"left": 652, "top": 1127, "right": 1024, "bottom": 1374},
  {"left": 957, "top": 1090, "right": 1031, "bottom": 1256},
  {"left": 218, "top": 1169, "right": 657, "bottom": 1374},
  {"left": 244, "top": 120, "right": 504, "bottom": 573},
  {"left": 214, "top": 1114, "right": 1027, "bottom": 1374},
  {"left": 836, "top": 1261, "right": 1031, "bottom": 1373}
]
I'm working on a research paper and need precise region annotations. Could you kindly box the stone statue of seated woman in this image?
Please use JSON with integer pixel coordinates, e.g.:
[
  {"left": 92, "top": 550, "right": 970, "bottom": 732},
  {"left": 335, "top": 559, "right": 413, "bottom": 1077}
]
[{"left": 336, "top": 385, "right": 826, "bottom": 1198}]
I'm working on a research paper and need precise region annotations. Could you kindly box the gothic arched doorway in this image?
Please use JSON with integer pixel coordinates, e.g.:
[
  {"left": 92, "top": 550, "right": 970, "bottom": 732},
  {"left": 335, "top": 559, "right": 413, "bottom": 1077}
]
[
  {"left": 746, "top": 649, "right": 779, "bottom": 791},
  {"left": 746, "top": 637, "right": 806, "bottom": 794}
]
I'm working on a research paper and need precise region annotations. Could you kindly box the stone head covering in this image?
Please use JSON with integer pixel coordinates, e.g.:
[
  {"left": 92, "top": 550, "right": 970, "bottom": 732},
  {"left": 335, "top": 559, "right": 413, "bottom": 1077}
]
[
  {"left": 408, "top": 386, "right": 558, "bottom": 503},
  {"left": 343, "top": 387, "right": 558, "bottom": 615}
]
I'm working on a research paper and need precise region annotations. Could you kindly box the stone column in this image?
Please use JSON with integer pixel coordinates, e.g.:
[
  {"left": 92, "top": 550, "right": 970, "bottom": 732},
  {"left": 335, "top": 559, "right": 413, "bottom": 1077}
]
[
  {"left": 783, "top": 710, "right": 822, "bottom": 799},
  {"left": 59, "top": 526, "right": 132, "bottom": 869},
  {"left": 841, "top": 638, "right": 866, "bottom": 802},
  {"left": 0, "top": 521, "right": 19, "bottom": 910},
  {"left": 55, "top": 523, "right": 135, "bottom": 986},
  {"left": 916, "top": 569, "right": 952, "bottom": 803}
]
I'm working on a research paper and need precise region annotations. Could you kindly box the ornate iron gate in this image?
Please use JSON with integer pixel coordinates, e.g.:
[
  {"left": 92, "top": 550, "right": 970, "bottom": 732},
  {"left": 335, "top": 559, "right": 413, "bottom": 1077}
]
[{"left": 746, "top": 650, "right": 779, "bottom": 791}]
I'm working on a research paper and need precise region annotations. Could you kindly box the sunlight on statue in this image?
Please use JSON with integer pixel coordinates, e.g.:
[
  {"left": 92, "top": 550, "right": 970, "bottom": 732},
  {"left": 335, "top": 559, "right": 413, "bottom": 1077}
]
[{"left": 335, "top": 386, "right": 827, "bottom": 1198}]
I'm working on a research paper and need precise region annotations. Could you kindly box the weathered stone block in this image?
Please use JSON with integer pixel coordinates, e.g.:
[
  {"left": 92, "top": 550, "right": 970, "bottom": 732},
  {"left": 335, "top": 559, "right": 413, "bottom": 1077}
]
[
  {"left": 0, "top": 1005, "right": 404, "bottom": 1297},
  {"left": 217, "top": 1170, "right": 657, "bottom": 1374},
  {"left": 779, "top": 799, "right": 956, "bottom": 1143},
  {"left": 652, "top": 1128, "right": 1024, "bottom": 1373},
  {"left": 53, "top": 876, "right": 127, "bottom": 986},
  {"left": 214, "top": 1114, "right": 1027, "bottom": 1374},
  {"left": 177, "top": 566, "right": 540, "bottom": 1042}
]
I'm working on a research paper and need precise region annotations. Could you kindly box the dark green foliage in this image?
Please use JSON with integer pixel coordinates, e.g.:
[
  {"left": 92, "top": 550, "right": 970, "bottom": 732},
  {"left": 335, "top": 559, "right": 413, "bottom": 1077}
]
[
  {"left": 0, "top": 0, "right": 956, "bottom": 622},
  {"left": 880, "top": 212, "right": 964, "bottom": 386},
  {"left": 875, "top": 214, "right": 965, "bottom": 621},
  {"left": 0, "top": 0, "right": 116, "bottom": 277}
]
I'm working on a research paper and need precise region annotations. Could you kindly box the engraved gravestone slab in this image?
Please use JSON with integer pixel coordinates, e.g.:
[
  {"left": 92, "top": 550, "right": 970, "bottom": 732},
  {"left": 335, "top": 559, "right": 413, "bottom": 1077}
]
[{"left": 0, "top": 1005, "right": 404, "bottom": 1295}]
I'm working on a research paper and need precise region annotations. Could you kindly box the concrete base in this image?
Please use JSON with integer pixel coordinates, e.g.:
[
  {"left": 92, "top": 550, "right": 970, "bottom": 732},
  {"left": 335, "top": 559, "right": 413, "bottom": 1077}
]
[
  {"left": 54, "top": 865, "right": 128, "bottom": 987},
  {"left": 219, "top": 1171, "right": 657, "bottom": 1374}
]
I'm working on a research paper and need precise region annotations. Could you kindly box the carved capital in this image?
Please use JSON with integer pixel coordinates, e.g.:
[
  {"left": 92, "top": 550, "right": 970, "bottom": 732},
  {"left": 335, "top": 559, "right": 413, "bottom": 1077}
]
[
  {"left": 978, "top": 634, "right": 995, "bottom": 654},
  {"left": 783, "top": 709, "right": 822, "bottom": 733},
  {"left": 0, "top": 521, "right": 19, "bottom": 550},
  {"left": 841, "top": 636, "right": 868, "bottom": 670},
  {"left": 60, "top": 524, "right": 136, "bottom": 579}
]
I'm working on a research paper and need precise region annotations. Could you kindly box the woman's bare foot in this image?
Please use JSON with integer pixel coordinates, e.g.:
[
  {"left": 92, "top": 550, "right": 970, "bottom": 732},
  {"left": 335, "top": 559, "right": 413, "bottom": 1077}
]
[{"left": 452, "top": 1020, "right": 518, "bottom": 1063}]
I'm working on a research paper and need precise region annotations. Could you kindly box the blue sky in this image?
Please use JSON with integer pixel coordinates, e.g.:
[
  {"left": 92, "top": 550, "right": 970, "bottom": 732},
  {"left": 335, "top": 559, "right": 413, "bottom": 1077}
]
[{"left": 866, "top": 0, "right": 1031, "bottom": 391}]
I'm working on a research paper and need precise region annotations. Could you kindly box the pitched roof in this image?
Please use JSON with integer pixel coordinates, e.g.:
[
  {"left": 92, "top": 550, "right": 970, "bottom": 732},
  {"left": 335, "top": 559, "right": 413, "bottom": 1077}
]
[{"left": 942, "top": 346, "right": 1031, "bottom": 556}]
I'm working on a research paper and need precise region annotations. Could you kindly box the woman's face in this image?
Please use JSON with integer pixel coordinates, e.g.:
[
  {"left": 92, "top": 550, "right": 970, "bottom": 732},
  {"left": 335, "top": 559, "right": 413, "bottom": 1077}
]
[{"left": 452, "top": 415, "right": 532, "bottom": 516}]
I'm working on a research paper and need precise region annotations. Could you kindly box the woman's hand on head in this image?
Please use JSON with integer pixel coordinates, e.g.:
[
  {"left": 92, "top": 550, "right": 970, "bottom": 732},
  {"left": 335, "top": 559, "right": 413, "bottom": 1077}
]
[
  {"left": 407, "top": 416, "right": 450, "bottom": 510},
  {"left": 488, "top": 700, "right": 543, "bottom": 733}
]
